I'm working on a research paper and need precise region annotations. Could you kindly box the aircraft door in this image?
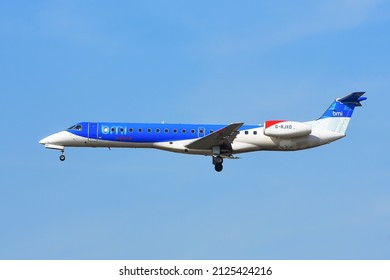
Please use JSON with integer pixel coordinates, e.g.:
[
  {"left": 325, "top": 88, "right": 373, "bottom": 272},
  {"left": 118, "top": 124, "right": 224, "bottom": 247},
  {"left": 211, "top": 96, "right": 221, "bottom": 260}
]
[{"left": 88, "top": 122, "right": 98, "bottom": 141}]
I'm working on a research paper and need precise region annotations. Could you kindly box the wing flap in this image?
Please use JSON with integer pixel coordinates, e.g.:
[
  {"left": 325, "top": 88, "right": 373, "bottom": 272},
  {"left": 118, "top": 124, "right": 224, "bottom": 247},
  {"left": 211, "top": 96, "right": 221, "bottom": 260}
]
[{"left": 186, "top": 122, "right": 244, "bottom": 150}]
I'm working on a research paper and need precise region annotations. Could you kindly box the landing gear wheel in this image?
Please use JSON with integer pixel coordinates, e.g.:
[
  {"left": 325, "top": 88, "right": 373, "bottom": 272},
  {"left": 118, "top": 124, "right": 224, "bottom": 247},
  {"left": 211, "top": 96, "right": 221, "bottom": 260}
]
[
  {"left": 215, "top": 163, "right": 223, "bottom": 172},
  {"left": 59, "top": 154, "right": 65, "bottom": 161},
  {"left": 212, "top": 156, "right": 224, "bottom": 172},
  {"left": 215, "top": 156, "right": 223, "bottom": 164}
]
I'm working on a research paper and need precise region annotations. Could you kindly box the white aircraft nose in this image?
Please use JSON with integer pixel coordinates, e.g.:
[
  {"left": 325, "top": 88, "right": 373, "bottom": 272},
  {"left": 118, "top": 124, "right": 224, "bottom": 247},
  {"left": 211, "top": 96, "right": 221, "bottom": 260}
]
[
  {"left": 39, "top": 133, "right": 58, "bottom": 145},
  {"left": 39, "top": 137, "right": 48, "bottom": 145},
  {"left": 39, "top": 131, "right": 68, "bottom": 145},
  {"left": 39, "top": 131, "right": 71, "bottom": 150}
]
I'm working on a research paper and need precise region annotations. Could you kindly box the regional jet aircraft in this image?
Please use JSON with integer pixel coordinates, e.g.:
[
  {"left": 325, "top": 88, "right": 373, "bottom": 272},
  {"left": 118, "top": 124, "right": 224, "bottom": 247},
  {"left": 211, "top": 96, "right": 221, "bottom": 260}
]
[{"left": 39, "top": 92, "right": 366, "bottom": 172}]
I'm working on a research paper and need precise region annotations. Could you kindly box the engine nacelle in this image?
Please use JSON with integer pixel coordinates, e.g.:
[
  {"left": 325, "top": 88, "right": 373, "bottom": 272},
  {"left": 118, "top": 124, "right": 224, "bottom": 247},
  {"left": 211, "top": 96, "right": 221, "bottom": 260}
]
[{"left": 264, "top": 120, "right": 312, "bottom": 138}]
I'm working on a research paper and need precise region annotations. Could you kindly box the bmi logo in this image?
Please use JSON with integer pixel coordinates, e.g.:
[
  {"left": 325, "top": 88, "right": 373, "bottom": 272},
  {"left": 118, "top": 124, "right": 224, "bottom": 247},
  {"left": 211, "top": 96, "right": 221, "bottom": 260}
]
[{"left": 332, "top": 111, "right": 343, "bottom": 117}]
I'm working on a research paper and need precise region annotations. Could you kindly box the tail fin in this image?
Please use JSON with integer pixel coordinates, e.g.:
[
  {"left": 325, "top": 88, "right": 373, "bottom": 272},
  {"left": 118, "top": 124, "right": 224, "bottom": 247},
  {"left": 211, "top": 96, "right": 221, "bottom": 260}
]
[{"left": 314, "top": 92, "right": 366, "bottom": 134}]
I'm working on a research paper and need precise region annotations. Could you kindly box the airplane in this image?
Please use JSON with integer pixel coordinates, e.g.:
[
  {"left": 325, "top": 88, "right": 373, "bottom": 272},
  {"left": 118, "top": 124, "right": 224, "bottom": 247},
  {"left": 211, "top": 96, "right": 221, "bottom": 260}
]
[{"left": 39, "top": 92, "right": 366, "bottom": 172}]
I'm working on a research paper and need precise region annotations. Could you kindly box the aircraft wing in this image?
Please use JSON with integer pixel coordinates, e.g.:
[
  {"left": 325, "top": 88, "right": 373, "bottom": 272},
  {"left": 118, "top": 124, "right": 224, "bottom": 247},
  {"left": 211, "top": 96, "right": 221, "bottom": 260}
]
[{"left": 186, "top": 122, "right": 244, "bottom": 150}]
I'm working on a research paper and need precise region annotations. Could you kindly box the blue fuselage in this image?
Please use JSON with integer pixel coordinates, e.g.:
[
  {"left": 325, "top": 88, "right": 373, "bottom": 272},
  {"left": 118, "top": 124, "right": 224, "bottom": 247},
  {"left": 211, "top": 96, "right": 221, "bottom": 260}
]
[{"left": 69, "top": 122, "right": 259, "bottom": 143}]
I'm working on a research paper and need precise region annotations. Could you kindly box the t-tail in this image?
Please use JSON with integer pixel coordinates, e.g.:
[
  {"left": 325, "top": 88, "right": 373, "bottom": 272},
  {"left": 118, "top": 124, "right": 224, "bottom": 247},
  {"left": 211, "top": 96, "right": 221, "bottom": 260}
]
[{"left": 312, "top": 92, "right": 367, "bottom": 134}]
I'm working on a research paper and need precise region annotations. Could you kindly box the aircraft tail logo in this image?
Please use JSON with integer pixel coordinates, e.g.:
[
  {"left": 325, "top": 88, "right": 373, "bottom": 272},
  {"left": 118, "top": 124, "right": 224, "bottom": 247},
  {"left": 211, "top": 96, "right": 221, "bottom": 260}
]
[{"left": 314, "top": 92, "right": 366, "bottom": 134}]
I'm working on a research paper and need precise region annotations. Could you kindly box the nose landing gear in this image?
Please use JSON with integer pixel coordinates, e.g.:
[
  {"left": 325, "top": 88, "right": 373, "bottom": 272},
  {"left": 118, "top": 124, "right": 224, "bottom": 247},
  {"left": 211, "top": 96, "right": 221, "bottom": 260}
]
[
  {"left": 212, "top": 156, "right": 223, "bottom": 172},
  {"left": 59, "top": 151, "right": 65, "bottom": 161}
]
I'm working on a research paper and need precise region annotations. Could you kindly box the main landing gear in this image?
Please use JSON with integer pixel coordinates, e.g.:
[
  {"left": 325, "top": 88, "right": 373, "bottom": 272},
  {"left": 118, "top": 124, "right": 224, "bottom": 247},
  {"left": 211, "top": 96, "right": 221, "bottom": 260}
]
[{"left": 212, "top": 156, "right": 223, "bottom": 172}]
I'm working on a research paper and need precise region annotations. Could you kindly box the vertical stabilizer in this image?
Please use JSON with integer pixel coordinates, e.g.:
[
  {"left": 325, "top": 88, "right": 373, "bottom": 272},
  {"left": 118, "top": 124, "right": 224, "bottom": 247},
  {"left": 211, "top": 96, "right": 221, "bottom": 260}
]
[{"left": 313, "top": 92, "right": 366, "bottom": 134}]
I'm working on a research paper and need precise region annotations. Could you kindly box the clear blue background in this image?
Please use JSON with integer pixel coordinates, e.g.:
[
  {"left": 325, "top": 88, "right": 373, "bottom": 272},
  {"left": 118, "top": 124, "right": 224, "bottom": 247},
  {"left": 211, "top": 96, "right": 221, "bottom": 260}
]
[{"left": 0, "top": 0, "right": 389, "bottom": 259}]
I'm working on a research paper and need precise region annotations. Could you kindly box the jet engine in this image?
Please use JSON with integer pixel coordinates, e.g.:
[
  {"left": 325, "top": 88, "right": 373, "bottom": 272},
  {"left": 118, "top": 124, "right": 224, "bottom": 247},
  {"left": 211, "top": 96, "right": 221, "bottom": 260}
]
[{"left": 264, "top": 120, "right": 312, "bottom": 138}]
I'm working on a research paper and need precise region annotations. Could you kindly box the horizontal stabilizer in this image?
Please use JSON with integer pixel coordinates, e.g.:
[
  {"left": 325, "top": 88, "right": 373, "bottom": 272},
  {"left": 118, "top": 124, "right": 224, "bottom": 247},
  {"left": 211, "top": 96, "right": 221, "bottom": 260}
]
[{"left": 338, "top": 92, "right": 366, "bottom": 107}]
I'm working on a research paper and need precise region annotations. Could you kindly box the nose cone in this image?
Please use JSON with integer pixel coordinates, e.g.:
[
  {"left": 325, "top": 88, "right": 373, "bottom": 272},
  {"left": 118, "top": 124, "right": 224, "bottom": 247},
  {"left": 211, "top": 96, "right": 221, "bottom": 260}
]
[
  {"left": 39, "top": 131, "right": 71, "bottom": 146},
  {"left": 39, "top": 137, "right": 49, "bottom": 145}
]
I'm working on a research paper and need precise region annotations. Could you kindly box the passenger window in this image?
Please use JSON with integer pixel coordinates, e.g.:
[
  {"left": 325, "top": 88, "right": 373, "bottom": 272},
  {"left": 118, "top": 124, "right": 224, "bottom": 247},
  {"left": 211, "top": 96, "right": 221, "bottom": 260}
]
[
  {"left": 165, "top": 129, "right": 169, "bottom": 133},
  {"left": 253, "top": 131, "right": 257, "bottom": 135},
  {"left": 191, "top": 129, "right": 195, "bottom": 134},
  {"left": 120, "top": 128, "right": 124, "bottom": 132},
  {"left": 173, "top": 129, "right": 178, "bottom": 133},
  {"left": 245, "top": 131, "right": 249, "bottom": 135},
  {"left": 156, "top": 128, "right": 160, "bottom": 133},
  {"left": 138, "top": 128, "right": 142, "bottom": 133},
  {"left": 129, "top": 128, "right": 133, "bottom": 133},
  {"left": 182, "top": 129, "right": 186, "bottom": 134},
  {"left": 147, "top": 128, "right": 152, "bottom": 133},
  {"left": 111, "top": 128, "right": 115, "bottom": 132},
  {"left": 199, "top": 129, "right": 204, "bottom": 134},
  {"left": 210, "top": 130, "right": 214, "bottom": 133}
]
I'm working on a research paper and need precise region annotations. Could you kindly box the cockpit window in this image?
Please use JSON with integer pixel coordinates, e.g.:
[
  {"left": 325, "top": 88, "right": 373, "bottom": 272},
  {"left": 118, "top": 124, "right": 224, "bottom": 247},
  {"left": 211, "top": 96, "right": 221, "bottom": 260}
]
[{"left": 68, "top": 124, "right": 82, "bottom": 131}]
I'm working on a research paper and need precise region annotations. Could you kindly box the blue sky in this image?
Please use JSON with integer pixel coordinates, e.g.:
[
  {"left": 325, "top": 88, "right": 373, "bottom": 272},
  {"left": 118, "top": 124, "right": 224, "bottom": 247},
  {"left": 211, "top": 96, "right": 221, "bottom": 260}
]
[{"left": 0, "top": 0, "right": 389, "bottom": 259}]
